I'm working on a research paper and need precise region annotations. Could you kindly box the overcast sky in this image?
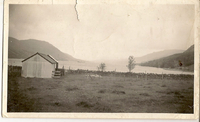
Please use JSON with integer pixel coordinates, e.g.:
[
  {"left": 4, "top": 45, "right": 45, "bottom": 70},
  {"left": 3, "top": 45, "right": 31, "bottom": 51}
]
[{"left": 9, "top": 4, "right": 194, "bottom": 61}]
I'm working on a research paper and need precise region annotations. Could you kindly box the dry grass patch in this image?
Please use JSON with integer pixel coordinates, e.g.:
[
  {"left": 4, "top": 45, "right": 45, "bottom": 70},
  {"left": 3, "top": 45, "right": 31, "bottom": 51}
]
[
  {"left": 27, "top": 86, "right": 37, "bottom": 91},
  {"left": 76, "top": 101, "right": 94, "bottom": 108},
  {"left": 66, "top": 87, "right": 79, "bottom": 91},
  {"left": 139, "top": 93, "right": 150, "bottom": 96},
  {"left": 112, "top": 90, "right": 126, "bottom": 94},
  {"left": 98, "top": 89, "right": 106, "bottom": 93},
  {"left": 161, "top": 84, "right": 167, "bottom": 87}
]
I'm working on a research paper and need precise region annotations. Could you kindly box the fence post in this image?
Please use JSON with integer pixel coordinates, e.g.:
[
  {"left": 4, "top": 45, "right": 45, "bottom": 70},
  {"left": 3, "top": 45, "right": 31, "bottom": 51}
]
[
  {"left": 146, "top": 73, "right": 148, "bottom": 81},
  {"left": 144, "top": 71, "right": 146, "bottom": 81}
]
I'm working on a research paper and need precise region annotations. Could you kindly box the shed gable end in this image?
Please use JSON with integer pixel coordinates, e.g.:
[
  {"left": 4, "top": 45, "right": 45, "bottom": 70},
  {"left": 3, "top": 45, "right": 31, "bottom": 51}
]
[{"left": 23, "top": 54, "right": 51, "bottom": 64}]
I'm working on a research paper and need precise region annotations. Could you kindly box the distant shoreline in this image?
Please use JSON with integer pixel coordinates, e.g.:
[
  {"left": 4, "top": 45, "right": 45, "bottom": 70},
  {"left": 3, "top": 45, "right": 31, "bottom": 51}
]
[
  {"left": 8, "top": 58, "right": 194, "bottom": 75},
  {"left": 138, "top": 64, "right": 194, "bottom": 73},
  {"left": 65, "top": 68, "right": 194, "bottom": 76}
]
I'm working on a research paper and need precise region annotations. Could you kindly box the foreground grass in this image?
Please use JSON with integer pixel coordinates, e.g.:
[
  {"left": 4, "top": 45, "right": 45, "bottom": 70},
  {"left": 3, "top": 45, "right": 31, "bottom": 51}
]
[{"left": 8, "top": 74, "right": 193, "bottom": 113}]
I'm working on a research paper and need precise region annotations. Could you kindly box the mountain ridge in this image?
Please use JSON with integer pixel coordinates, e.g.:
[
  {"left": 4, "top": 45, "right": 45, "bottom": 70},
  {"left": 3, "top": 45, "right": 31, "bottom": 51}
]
[
  {"left": 8, "top": 37, "right": 83, "bottom": 62},
  {"left": 140, "top": 45, "right": 194, "bottom": 72},
  {"left": 135, "top": 49, "right": 184, "bottom": 63},
  {"left": 96, "top": 49, "right": 185, "bottom": 65}
]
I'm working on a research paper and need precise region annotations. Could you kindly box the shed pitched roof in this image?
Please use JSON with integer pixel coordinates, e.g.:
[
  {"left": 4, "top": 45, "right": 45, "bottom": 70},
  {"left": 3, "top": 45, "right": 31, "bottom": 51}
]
[{"left": 22, "top": 52, "right": 58, "bottom": 64}]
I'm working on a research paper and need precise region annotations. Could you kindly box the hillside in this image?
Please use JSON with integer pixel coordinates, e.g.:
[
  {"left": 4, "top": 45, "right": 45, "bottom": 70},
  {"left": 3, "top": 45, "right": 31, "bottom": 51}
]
[
  {"left": 140, "top": 45, "right": 194, "bottom": 72},
  {"left": 8, "top": 37, "right": 82, "bottom": 62},
  {"left": 135, "top": 50, "right": 184, "bottom": 63},
  {"left": 99, "top": 49, "right": 185, "bottom": 66}
]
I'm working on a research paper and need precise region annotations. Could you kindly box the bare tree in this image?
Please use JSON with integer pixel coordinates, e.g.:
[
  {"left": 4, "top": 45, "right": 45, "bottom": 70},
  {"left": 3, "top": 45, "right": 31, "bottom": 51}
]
[
  {"left": 97, "top": 66, "right": 100, "bottom": 71},
  {"left": 126, "top": 56, "right": 136, "bottom": 72},
  {"left": 98, "top": 63, "right": 106, "bottom": 72}
]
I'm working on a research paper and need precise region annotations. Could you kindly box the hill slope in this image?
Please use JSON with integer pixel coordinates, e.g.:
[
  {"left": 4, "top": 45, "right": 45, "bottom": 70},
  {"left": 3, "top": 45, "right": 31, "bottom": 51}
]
[
  {"left": 8, "top": 37, "right": 81, "bottom": 61},
  {"left": 140, "top": 45, "right": 194, "bottom": 71},
  {"left": 135, "top": 50, "right": 184, "bottom": 63}
]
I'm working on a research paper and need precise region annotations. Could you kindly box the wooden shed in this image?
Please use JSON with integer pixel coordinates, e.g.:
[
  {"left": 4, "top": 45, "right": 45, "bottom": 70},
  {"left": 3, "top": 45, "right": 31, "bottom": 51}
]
[{"left": 21, "top": 52, "right": 58, "bottom": 78}]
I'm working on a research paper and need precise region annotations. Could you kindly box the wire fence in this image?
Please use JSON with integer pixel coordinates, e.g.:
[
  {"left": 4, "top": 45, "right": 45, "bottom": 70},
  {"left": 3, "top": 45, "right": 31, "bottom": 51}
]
[{"left": 8, "top": 66, "right": 193, "bottom": 81}]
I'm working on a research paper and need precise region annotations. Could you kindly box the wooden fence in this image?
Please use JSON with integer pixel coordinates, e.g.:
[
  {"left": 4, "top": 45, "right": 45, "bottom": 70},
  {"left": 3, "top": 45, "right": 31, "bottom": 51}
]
[{"left": 52, "top": 68, "right": 65, "bottom": 78}]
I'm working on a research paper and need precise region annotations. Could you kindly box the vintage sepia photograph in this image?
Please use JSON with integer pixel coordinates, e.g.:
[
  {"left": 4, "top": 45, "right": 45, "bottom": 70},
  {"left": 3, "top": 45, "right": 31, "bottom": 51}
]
[{"left": 2, "top": 0, "right": 199, "bottom": 119}]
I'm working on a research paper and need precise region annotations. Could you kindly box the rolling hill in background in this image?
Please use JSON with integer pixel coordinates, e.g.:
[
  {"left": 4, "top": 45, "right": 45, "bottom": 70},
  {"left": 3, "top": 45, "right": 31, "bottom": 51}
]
[
  {"left": 8, "top": 37, "right": 83, "bottom": 62},
  {"left": 140, "top": 45, "right": 194, "bottom": 71},
  {"left": 8, "top": 37, "right": 194, "bottom": 72},
  {"left": 101, "top": 49, "right": 185, "bottom": 65},
  {"left": 135, "top": 50, "right": 184, "bottom": 63}
]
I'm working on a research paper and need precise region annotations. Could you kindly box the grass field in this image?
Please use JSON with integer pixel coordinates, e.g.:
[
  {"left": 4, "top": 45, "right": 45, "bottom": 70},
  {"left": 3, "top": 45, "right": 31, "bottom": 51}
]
[{"left": 7, "top": 73, "right": 194, "bottom": 113}]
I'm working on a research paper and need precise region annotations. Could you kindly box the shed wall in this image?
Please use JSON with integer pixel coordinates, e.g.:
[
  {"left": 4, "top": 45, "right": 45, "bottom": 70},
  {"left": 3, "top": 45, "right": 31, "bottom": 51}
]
[{"left": 21, "top": 54, "right": 55, "bottom": 78}]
